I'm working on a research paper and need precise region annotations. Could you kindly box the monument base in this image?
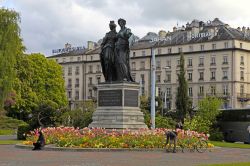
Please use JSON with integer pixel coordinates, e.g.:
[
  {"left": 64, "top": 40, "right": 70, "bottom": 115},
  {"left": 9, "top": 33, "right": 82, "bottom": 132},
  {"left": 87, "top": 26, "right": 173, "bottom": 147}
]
[{"left": 89, "top": 82, "right": 148, "bottom": 129}]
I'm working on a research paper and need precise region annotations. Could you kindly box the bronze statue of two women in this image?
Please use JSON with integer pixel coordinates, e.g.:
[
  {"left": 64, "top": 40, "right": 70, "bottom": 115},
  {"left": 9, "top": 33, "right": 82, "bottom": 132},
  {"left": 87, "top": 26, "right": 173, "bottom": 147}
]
[{"left": 100, "top": 18, "right": 134, "bottom": 82}]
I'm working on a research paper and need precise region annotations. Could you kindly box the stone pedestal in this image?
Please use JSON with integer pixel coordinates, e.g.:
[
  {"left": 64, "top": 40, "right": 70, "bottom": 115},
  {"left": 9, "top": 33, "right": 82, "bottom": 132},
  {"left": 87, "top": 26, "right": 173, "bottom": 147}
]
[{"left": 89, "top": 82, "right": 148, "bottom": 129}]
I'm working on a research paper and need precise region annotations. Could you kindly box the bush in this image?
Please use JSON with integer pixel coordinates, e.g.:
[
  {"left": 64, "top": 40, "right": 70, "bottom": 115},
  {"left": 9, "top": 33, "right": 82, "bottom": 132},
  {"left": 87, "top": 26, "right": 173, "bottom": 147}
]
[
  {"left": 209, "top": 129, "right": 224, "bottom": 141},
  {"left": 17, "top": 124, "right": 31, "bottom": 140},
  {"left": 0, "top": 116, "right": 26, "bottom": 130}
]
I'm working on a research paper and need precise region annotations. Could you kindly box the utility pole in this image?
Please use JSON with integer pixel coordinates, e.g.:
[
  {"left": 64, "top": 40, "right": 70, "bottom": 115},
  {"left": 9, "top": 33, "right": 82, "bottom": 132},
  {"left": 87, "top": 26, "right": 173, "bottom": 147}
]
[{"left": 150, "top": 47, "right": 156, "bottom": 129}]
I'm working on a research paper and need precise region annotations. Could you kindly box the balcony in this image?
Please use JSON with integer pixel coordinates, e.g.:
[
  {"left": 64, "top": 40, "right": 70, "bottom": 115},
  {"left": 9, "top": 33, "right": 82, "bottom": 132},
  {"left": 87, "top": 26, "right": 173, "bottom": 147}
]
[
  {"left": 164, "top": 79, "right": 171, "bottom": 83},
  {"left": 198, "top": 63, "right": 204, "bottom": 67},
  {"left": 210, "top": 77, "right": 216, "bottom": 81},
  {"left": 75, "top": 84, "right": 79, "bottom": 88},
  {"left": 222, "top": 76, "right": 228, "bottom": 80},
  {"left": 222, "top": 62, "right": 228, "bottom": 65},
  {"left": 67, "top": 84, "right": 72, "bottom": 89},
  {"left": 198, "top": 78, "right": 204, "bottom": 81},
  {"left": 210, "top": 63, "right": 216, "bottom": 66},
  {"left": 240, "top": 77, "right": 244, "bottom": 81},
  {"left": 240, "top": 62, "right": 244, "bottom": 65},
  {"left": 206, "top": 93, "right": 230, "bottom": 100},
  {"left": 237, "top": 93, "right": 250, "bottom": 102}
]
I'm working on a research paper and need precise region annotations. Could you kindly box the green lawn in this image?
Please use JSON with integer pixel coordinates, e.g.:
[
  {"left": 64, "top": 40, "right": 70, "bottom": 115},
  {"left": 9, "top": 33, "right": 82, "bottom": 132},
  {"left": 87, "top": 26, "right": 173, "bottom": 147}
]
[
  {"left": 0, "top": 140, "right": 22, "bottom": 145},
  {"left": 200, "top": 162, "right": 250, "bottom": 166},
  {"left": 209, "top": 141, "right": 250, "bottom": 149}
]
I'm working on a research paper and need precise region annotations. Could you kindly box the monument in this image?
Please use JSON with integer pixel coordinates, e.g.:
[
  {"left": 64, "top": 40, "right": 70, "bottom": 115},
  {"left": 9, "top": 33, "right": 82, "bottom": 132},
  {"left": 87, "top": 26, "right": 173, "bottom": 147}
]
[{"left": 89, "top": 19, "right": 147, "bottom": 129}]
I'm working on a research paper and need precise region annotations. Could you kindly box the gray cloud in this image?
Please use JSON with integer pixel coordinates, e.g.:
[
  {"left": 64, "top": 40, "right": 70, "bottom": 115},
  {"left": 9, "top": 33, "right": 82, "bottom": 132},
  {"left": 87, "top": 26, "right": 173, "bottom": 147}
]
[{"left": 2, "top": 0, "right": 250, "bottom": 56}]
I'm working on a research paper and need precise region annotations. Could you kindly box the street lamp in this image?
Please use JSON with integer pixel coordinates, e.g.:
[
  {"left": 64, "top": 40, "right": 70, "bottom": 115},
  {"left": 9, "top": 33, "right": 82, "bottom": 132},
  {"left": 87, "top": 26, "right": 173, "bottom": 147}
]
[{"left": 150, "top": 47, "right": 156, "bottom": 129}]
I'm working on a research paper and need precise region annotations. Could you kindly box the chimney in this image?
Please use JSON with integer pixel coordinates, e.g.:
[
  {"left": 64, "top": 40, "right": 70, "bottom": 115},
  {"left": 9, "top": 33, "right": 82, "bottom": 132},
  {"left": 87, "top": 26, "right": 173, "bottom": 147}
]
[
  {"left": 225, "top": 24, "right": 230, "bottom": 29},
  {"left": 242, "top": 26, "right": 246, "bottom": 33},
  {"left": 158, "top": 30, "right": 167, "bottom": 38},
  {"left": 237, "top": 27, "right": 241, "bottom": 31},
  {"left": 173, "top": 26, "right": 177, "bottom": 32},
  {"left": 87, "top": 41, "right": 94, "bottom": 50},
  {"left": 65, "top": 43, "right": 71, "bottom": 49}
]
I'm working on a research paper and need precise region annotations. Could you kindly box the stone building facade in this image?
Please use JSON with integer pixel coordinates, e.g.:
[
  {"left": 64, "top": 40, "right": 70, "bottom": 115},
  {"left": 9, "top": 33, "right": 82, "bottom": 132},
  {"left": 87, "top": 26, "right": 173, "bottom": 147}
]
[{"left": 48, "top": 18, "right": 250, "bottom": 110}]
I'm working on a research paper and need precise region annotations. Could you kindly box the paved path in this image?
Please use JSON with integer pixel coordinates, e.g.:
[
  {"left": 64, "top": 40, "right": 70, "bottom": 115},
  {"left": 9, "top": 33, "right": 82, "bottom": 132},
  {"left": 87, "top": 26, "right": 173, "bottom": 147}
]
[
  {"left": 0, "top": 145, "right": 250, "bottom": 166},
  {"left": 0, "top": 135, "right": 16, "bottom": 140}
]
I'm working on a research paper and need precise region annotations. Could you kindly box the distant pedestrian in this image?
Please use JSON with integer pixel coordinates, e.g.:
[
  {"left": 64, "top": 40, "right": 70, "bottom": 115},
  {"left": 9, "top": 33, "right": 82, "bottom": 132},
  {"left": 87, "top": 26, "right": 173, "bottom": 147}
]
[
  {"left": 175, "top": 120, "right": 183, "bottom": 130},
  {"left": 165, "top": 129, "right": 177, "bottom": 153},
  {"left": 247, "top": 124, "right": 250, "bottom": 144},
  {"left": 32, "top": 131, "right": 45, "bottom": 150}
]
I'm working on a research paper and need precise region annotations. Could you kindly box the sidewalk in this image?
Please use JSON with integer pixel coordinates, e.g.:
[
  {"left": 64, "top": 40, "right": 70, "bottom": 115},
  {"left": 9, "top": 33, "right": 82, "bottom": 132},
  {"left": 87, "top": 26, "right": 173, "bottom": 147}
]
[{"left": 0, "top": 145, "right": 250, "bottom": 166}]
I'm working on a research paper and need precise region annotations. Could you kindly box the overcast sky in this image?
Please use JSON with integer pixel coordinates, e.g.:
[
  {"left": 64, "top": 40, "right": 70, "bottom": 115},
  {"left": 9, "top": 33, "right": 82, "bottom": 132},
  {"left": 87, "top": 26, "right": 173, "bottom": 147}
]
[{"left": 1, "top": 0, "right": 250, "bottom": 56}]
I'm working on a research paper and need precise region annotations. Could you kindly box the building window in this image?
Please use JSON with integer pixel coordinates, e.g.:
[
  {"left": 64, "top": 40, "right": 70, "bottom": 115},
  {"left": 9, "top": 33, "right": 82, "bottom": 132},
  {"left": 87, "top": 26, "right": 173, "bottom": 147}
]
[
  {"left": 88, "top": 89, "right": 92, "bottom": 98},
  {"left": 62, "top": 68, "right": 65, "bottom": 76},
  {"left": 168, "top": 48, "right": 172, "bottom": 53},
  {"left": 88, "top": 65, "right": 93, "bottom": 73},
  {"left": 90, "top": 56, "right": 93, "bottom": 61},
  {"left": 240, "top": 43, "right": 243, "bottom": 49},
  {"left": 141, "top": 74, "right": 145, "bottom": 84},
  {"left": 157, "top": 87, "right": 161, "bottom": 97},
  {"left": 166, "top": 88, "right": 171, "bottom": 97},
  {"left": 132, "top": 62, "right": 136, "bottom": 70},
  {"left": 96, "top": 65, "right": 101, "bottom": 73},
  {"left": 165, "top": 73, "right": 171, "bottom": 82},
  {"left": 200, "top": 44, "right": 204, "bottom": 51},
  {"left": 223, "top": 70, "right": 228, "bottom": 80},
  {"left": 156, "top": 74, "right": 161, "bottom": 83},
  {"left": 224, "top": 42, "right": 228, "bottom": 48},
  {"left": 140, "top": 61, "right": 145, "bottom": 70},
  {"left": 199, "top": 86, "right": 204, "bottom": 95},
  {"left": 96, "top": 76, "right": 101, "bottom": 84},
  {"left": 211, "top": 86, "right": 216, "bottom": 95},
  {"left": 188, "top": 72, "right": 192, "bottom": 81},
  {"left": 223, "top": 85, "right": 229, "bottom": 95},
  {"left": 188, "top": 58, "right": 192, "bottom": 67},
  {"left": 199, "top": 57, "right": 204, "bottom": 66},
  {"left": 77, "top": 57, "right": 81, "bottom": 61},
  {"left": 156, "top": 61, "right": 161, "bottom": 70},
  {"left": 210, "top": 56, "right": 216, "bottom": 65},
  {"left": 75, "top": 90, "right": 79, "bottom": 100},
  {"left": 133, "top": 52, "right": 136, "bottom": 57},
  {"left": 240, "top": 85, "right": 244, "bottom": 95},
  {"left": 240, "top": 56, "right": 244, "bottom": 65},
  {"left": 211, "top": 71, "right": 216, "bottom": 80},
  {"left": 63, "top": 58, "right": 66, "bottom": 62},
  {"left": 177, "top": 59, "right": 180, "bottom": 67},
  {"left": 223, "top": 56, "right": 228, "bottom": 64},
  {"left": 68, "top": 79, "right": 72, "bottom": 88},
  {"left": 166, "top": 60, "right": 171, "bottom": 68},
  {"left": 188, "top": 87, "right": 193, "bottom": 97},
  {"left": 141, "top": 86, "right": 145, "bottom": 95},
  {"left": 68, "top": 91, "right": 72, "bottom": 99},
  {"left": 212, "top": 43, "right": 216, "bottom": 50},
  {"left": 189, "top": 45, "right": 193, "bottom": 52},
  {"left": 178, "top": 47, "right": 182, "bottom": 53},
  {"left": 88, "top": 77, "right": 92, "bottom": 85},
  {"left": 199, "top": 72, "right": 204, "bottom": 81},
  {"left": 240, "top": 71, "right": 244, "bottom": 80},
  {"left": 75, "top": 78, "right": 79, "bottom": 88},
  {"left": 142, "top": 50, "right": 146, "bottom": 56},
  {"left": 158, "top": 48, "right": 162, "bottom": 54},
  {"left": 75, "top": 66, "right": 79, "bottom": 75},
  {"left": 68, "top": 67, "right": 72, "bottom": 76}
]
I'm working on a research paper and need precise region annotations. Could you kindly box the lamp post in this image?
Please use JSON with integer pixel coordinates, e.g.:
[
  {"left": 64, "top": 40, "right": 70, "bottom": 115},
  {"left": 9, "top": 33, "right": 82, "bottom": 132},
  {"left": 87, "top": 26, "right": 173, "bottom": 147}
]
[{"left": 150, "top": 47, "right": 156, "bottom": 129}]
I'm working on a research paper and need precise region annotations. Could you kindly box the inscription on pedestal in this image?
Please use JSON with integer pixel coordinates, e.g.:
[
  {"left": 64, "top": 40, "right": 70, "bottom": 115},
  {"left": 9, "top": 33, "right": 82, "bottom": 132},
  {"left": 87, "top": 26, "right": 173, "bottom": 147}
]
[
  {"left": 124, "top": 90, "right": 138, "bottom": 107},
  {"left": 99, "top": 90, "right": 122, "bottom": 106}
]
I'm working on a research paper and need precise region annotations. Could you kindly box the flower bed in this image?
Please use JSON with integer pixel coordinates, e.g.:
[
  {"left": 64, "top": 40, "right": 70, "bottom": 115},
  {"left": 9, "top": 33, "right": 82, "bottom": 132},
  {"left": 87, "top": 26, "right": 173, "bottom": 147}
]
[{"left": 23, "top": 127, "right": 212, "bottom": 149}]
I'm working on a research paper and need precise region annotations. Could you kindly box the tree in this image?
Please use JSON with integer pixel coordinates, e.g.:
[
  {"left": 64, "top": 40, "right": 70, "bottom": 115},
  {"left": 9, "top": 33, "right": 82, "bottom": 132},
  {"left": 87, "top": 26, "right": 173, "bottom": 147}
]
[
  {"left": 5, "top": 53, "right": 67, "bottom": 126},
  {"left": 0, "top": 8, "right": 24, "bottom": 112},
  {"left": 184, "top": 97, "right": 222, "bottom": 133},
  {"left": 175, "top": 53, "right": 189, "bottom": 122}
]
